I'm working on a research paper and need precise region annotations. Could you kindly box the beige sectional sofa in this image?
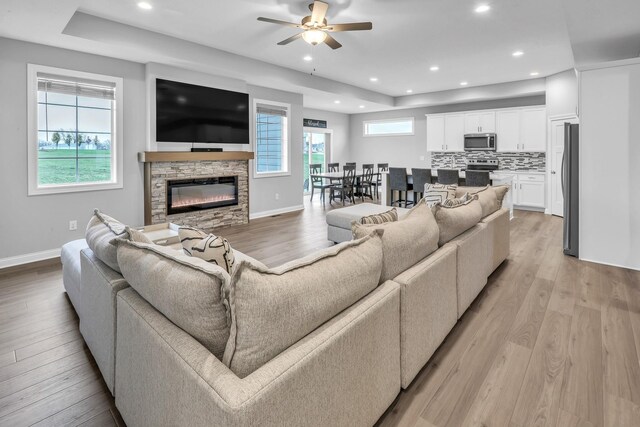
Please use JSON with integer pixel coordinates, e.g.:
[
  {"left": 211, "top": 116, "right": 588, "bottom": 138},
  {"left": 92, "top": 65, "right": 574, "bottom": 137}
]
[{"left": 60, "top": 185, "right": 510, "bottom": 426}]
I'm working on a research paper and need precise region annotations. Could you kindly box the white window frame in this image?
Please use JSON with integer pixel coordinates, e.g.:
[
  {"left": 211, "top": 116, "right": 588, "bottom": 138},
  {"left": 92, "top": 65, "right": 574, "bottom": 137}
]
[
  {"left": 363, "top": 117, "right": 415, "bottom": 137},
  {"left": 252, "top": 98, "right": 291, "bottom": 178},
  {"left": 27, "top": 64, "right": 124, "bottom": 196}
]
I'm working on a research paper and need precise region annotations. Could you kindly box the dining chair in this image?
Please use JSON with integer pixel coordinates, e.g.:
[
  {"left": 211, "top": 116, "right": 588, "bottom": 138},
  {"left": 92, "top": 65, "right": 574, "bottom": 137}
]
[
  {"left": 358, "top": 164, "right": 375, "bottom": 201},
  {"left": 309, "top": 164, "right": 333, "bottom": 205},
  {"left": 330, "top": 165, "right": 356, "bottom": 206},
  {"left": 437, "top": 169, "right": 460, "bottom": 185},
  {"left": 371, "top": 163, "right": 389, "bottom": 199},
  {"left": 389, "top": 167, "right": 414, "bottom": 207},
  {"left": 465, "top": 170, "right": 491, "bottom": 187},
  {"left": 411, "top": 168, "right": 432, "bottom": 202},
  {"left": 328, "top": 163, "right": 340, "bottom": 173},
  {"left": 345, "top": 162, "right": 356, "bottom": 169}
]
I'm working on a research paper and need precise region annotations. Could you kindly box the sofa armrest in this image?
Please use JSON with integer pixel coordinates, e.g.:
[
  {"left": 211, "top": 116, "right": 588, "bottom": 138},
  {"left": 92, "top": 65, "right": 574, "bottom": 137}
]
[{"left": 115, "top": 281, "right": 401, "bottom": 427}]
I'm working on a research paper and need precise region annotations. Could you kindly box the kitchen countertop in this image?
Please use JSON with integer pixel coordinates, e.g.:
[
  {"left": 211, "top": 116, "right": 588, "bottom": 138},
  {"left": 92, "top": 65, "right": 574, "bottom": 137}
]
[{"left": 495, "top": 169, "right": 546, "bottom": 174}]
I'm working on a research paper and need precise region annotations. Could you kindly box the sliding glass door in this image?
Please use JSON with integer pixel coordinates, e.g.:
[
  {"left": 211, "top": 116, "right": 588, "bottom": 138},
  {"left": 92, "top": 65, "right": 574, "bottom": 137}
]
[{"left": 303, "top": 130, "right": 327, "bottom": 194}]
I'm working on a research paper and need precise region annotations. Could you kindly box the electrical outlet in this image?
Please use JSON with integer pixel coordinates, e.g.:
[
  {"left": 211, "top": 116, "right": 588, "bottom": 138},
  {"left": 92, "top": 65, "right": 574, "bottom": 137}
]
[
  {"left": 275, "top": 193, "right": 280, "bottom": 200},
  {"left": 69, "top": 220, "right": 78, "bottom": 231}
]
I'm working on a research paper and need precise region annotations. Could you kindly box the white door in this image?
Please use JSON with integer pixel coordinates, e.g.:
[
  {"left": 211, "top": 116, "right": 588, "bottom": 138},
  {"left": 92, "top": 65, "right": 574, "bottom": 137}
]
[
  {"left": 549, "top": 117, "right": 578, "bottom": 216},
  {"left": 444, "top": 114, "right": 465, "bottom": 151},
  {"left": 478, "top": 111, "right": 496, "bottom": 133},
  {"left": 520, "top": 108, "right": 547, "bottom": 151},
  {"left": 496, "top": 110, "right": 520, "bottom": 152},
  {"left": 426, "top": 115, "right": 445, "bottom": 151}
]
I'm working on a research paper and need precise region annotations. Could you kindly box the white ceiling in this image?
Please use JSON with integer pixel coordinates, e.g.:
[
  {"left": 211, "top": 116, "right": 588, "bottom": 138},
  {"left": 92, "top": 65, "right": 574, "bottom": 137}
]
[{"left": 1, "top": 0, "right": 639, "bottom": 113}]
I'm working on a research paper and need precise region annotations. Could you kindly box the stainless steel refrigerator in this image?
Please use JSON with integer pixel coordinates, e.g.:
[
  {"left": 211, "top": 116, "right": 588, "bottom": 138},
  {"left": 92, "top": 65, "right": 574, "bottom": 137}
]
[{"left": 563, "top": 123, "right": 579, "bottom": 257}]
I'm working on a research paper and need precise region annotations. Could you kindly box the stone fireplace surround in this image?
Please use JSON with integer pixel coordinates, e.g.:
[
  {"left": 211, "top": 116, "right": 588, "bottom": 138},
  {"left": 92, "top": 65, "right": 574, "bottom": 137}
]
[{"left": 139, "top": 151, "right": 254, "bottom": 231}]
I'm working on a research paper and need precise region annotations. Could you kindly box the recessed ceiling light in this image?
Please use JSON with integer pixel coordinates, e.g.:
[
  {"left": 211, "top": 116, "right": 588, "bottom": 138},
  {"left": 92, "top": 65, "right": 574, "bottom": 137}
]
[
  {"left": 137, "top": 2, "right": 152, "bottom": 10},
  {"left": 512, "top": 50, "right": 524, "bottom": 57},
  {"left": 369, "top": 77, "right": 378, "bottom": 82},
  {"left": 406, "top": 89, "right": 413, "bottom": 94},
  {"left": 475, "top": 4, "right": 491, "bottom": 13},
  {"left": 359, "top": 105, "right": 365, "bottom": 109},
  {"left": 334, "top": 100, "right": 341, "bottom": 104},
  {"left": 460, "top": 81, "right": 468, "bottom": 86},
  {"left": 430, "top": 66, "right": 439, "bottom": 71},
  {"left": 303, "top": 55, "right": 313, "bottom": 61},
  {"left": 530, "top": 71, "right": 539, "bottom": 76}
]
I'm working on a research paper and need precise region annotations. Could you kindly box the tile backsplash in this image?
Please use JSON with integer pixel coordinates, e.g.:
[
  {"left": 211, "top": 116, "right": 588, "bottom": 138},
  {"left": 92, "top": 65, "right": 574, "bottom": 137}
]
[{"left": 430, "top": 151, "right": 546, "bottom": 171}]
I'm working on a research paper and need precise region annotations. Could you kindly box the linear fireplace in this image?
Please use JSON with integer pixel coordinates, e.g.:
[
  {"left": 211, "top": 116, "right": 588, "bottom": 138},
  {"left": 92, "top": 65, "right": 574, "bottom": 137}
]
[{"left": 166, "top": 176, "right": 238, "bottom": 215}]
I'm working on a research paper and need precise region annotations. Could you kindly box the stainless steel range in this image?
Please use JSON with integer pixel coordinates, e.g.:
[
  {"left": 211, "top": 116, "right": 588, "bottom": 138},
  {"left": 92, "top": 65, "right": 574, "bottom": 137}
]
[{"left": 466, "top": 158, "right": 499, "bottom": 171}]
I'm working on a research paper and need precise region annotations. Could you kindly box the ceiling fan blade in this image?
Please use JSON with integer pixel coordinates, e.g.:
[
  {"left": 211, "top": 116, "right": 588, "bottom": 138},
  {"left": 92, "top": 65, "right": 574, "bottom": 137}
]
[
  {"left": 310, "top": 1, "right": 329, "bottom": 25},
  {"left": 326, "top": 22, "right": 373, "bottom": 32},
  {"left": 257, "top": 17, "right": 301, "bottom": 28},
  {"left": 323, "top": 33, "right": 342, "bottom": 50},
  {"left": 277, "top": 33, "right": 303, "bottom": 45}
]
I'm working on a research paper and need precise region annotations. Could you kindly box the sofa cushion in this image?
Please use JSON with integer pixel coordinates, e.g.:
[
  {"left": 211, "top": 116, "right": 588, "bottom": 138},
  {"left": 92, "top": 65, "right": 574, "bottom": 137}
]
[
  {"left": 61, "top": 239, "right": 89, "bottom": 310},
  {"left": 178, "top": 226, "right": 235, "bottom": 273},
  {"left": 432, "top": 196, "right": 483, "bottom": 245},
  {"left": 85, "top": 210, "right": 152, "bottom": 273},
  {"left": 360, "top": 208, "right": 398, "bottom": 225},
  {"left": 424, "top": 183, "right": 457, "bottom": 207},
  {"left": 493, "top": 185, "right": 510, "bottom": 207},
  {"left": 456, "top": 185, "right": 499, "bottom": 217},
  {"left": 222, "top": 231, "right": 384, "bottom": 378},
  {"left": 441, "top": 192, "right": 473, "bottom": 207},
  {"left": 326, "top": 203, "right": 408, "bottom": 230},
  {"left": 115, "top": 239, "right": 231, "bottom": 359},
  {"left": 352, "top": 199, "right": 439, "bottom": 283}
]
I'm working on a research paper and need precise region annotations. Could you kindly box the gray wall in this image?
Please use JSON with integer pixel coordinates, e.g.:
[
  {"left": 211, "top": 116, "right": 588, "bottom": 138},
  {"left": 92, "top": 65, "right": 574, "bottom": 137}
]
[
  {"left": 348, "top": 96, "right": 546, "bottom": 168},
  {"left": 0, "top": 37, "right": 147, "bottom": 260},
  {"left": 0, "top": 37, "right": 305, "bottom": 261},
  {"left": 302, "top": 108, "right": 350, "bottom": 163},
  {"left": 546, "top": 69, "right": 579, "bottom": 118}
]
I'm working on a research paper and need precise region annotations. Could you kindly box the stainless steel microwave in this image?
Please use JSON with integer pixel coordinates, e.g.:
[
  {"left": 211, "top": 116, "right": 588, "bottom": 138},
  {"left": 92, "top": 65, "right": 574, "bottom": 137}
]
[{"left": 464, "top": 133, "right": 497, "bottom": 151}]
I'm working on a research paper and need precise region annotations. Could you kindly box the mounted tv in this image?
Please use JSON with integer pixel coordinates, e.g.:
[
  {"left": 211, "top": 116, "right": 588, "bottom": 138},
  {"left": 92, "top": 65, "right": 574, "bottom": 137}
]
[{"left": 155, "top": 78, "right": 249, "bottom": 144}]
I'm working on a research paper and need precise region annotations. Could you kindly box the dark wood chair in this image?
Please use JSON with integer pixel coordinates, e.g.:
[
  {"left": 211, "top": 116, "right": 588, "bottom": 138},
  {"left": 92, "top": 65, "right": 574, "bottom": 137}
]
[
  {"left": 328, "top": 163, "right": 340, "bottom": 173},
  {"left": 358, "top": 164, "right": 375, "bottom": 201},
  {"left": 371, "top": 163, "right": 389, "bottom": 198},
  {"left": 437, "top": 169, "right": 460, "bottom": 185},
  {"left": 330, "top": 165, "right": 356, "bottom": 206},
  {"left": 411, "top": 168, "right": 432, "bottom": 202},
  {"left": 389, "top": 167, "right": 414, "bottom": 207},
  {"left": 345, "top": 162, "right": 356, "bottom": 170},
  {"left": 465, "top": 170, "right": 491, "bottom": 187},
  {"left": 309, "top": 163, "right": 333, "bottom": 205}
]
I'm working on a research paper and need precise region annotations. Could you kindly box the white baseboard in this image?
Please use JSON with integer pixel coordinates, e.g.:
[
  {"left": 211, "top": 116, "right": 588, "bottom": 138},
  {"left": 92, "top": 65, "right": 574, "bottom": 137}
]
[
  {"left": 578, "top": 256, "right": 639, "bottom": 272},
  {"left": 0, "top": 248, "right": 61, "bottom": 269},
  {"left": 250, "top": 205, "right": 304, "bottom": 220}
]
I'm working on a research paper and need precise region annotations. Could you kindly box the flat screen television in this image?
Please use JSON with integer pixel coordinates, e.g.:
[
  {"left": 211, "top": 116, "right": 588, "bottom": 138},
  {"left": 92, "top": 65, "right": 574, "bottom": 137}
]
[{"left": 155, "top": 78, "right": 249, "bottom": 144}]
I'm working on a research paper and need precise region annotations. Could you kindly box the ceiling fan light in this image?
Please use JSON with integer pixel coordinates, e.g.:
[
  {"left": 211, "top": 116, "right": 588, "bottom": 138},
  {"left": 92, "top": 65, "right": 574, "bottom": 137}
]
[{"left": 302, "top": 29, "right": 327, "bottom": 45}]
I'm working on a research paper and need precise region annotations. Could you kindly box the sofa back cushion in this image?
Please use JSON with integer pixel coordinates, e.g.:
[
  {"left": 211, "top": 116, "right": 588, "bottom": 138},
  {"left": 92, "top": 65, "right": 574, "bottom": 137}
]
[
  {"left": 456, "top": 185, "right": 499, "bottom": 217},
  {"left": 222, "top": 232, "right": 384, "bottom": 378},
  {"left": 352, "top": 199, "right": 439, "bottom": 283},
  {"left": 432, "top": 196, "right": 483, "bottom": 245},
  {"left": 116, "top": 240, "right": 231, "bottom": 359},
  {"left": 85, "top": 210, "right": 152, "bottom": 273}
]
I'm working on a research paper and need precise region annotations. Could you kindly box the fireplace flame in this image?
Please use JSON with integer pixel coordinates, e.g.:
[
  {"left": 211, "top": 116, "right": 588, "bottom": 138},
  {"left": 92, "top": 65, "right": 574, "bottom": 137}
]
[{"left": 172, "top": 194, "right": 236, "bottom": 208}]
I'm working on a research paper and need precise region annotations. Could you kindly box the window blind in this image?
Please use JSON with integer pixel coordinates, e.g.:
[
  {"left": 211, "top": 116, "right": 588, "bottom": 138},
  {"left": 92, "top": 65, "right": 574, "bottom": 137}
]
[
  {"left": 256, "top": 104, "right": 287, "bottom": 117},
  {"left": 37, "top": 74, "right": 116, "bottom": 100}
]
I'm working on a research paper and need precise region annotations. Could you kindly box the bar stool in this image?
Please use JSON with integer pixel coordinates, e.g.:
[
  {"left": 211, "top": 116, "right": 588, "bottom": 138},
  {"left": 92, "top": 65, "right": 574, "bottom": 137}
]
[
  {"left": 465, "top": 170, "right": 491, "bottom": 187},
  {"left": 411, "top": 168, "right": 432, "bottom": 202},
  {"left": 389, "top": 167, "right": 414, "bottom": 207},
  {"left": 437, "top": 169, "right": 460, "bottom": 185}
]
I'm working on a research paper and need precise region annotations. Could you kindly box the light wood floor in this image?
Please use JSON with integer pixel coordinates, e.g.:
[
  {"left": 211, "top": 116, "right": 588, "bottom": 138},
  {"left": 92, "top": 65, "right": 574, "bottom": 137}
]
[{"left": 1, "top": 197, "right": 639, "bottom": 426}]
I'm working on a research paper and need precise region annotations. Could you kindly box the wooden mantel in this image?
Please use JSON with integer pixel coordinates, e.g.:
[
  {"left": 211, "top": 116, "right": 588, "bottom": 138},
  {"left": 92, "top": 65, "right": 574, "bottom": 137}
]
[{"left": 138, "top": 151, "right": 254, "bottom": 163}]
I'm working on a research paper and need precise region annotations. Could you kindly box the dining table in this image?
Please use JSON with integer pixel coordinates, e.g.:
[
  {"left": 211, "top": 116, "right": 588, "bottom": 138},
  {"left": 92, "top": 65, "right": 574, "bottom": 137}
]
[{"left": 310, "top": 170, "right": 382, "bottom": 200}]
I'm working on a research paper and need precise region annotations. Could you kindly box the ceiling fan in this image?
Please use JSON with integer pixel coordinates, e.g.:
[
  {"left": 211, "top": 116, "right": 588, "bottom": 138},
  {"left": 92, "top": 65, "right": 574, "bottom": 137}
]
[{"left": 257, "top": 1, "right": 373, "bottom": 50}]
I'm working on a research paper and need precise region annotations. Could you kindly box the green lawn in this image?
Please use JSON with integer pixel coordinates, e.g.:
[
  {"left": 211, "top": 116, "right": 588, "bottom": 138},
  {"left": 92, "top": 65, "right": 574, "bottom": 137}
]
[
  {"left": 303, "top": 153, "right": 326, "bottom": 192},
  {"left": 38, "top": 149, "right": 111, "bottom": 185}
]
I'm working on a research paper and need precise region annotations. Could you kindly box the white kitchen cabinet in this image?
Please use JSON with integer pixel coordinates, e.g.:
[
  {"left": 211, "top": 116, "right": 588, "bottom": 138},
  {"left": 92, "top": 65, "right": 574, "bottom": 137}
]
[
  {"left": 520, "top": 108, "right": 547, "bottom": 152},
  {"left": 444, "top": 114, "right": 465, "bottom": 151},
  {"left": 426, "top": 115, "right": 445, "bottom": 151},
  {"left": 464, "top": 112, "right": 495, "bottom": 134},
  {"left": 495, "top": 110, "right": 520, "bottom": 152},
  {"left": 514, "top": 174, "right": 545, "bottom": 208}
]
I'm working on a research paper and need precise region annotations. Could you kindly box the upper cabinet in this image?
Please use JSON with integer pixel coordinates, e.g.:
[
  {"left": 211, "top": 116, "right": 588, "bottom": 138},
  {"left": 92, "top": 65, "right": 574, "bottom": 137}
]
[
  {"left": 426, "top": 106, "right": 546, "bottom": 153},
  {"left": 464, "top": 112, "right": 495, "bottom": 134}
]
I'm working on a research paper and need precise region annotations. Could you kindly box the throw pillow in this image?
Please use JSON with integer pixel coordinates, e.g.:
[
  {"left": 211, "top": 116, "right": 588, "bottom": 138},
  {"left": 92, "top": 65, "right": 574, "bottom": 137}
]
[
  {"left": 424, "top": 183, "right": 457, "bottom": 207},
  {"left": 179, "top": 226, "right": 235, "bottom": 273},
  {"left": 85, "top": 209, "right": 152, "bottom": 273},
  {"left": 441, "top": 192, "right": 473, "bottom": 208},
  {"left": 115, "top": 239, "right": 231, "bottom": 360},
  {"left": 360, "top": 208, "right": 398, "bottom": 225},
  {"left": 493, "top": 185, "right": 510, "bottom": 207},
  {"left": 222, "top": 231, "right": 384, "bottom": 378},
  {"left": 431, "top": 195, "right": 483, "bottom": 245},
  {"left": 352, "top": 198, "right": 439, "bottom": 283}
]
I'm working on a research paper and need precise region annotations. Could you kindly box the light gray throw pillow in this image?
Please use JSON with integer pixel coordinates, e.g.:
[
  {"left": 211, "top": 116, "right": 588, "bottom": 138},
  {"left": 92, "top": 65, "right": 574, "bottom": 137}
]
[
  {"left": 352, "top": 198, "right": 439, "bottom": 283},
  {"left": 222, "top": 231, "right": 384, "bottom": 378},
  {"left": 115, "top": 239, "right": 232, "bottom": 359}
]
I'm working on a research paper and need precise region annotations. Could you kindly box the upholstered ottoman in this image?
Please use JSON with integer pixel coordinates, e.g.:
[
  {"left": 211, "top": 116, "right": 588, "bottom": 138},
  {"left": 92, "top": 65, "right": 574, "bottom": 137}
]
[{"left": 326, "top": 203, "right": 409, "bottom": 243}]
